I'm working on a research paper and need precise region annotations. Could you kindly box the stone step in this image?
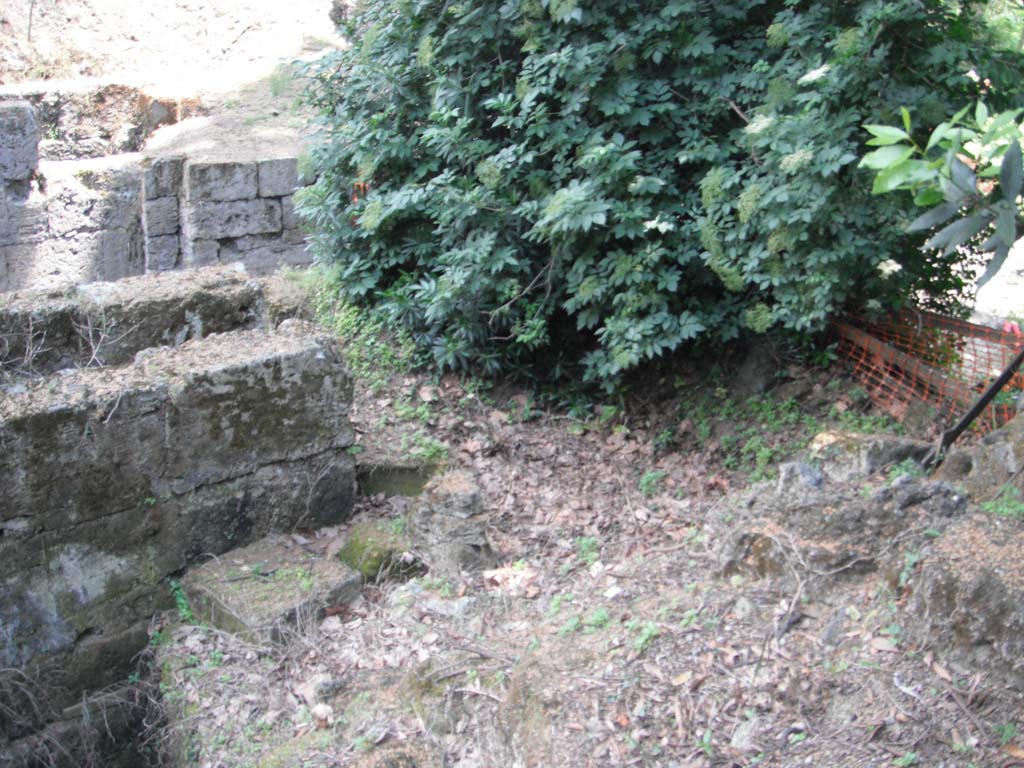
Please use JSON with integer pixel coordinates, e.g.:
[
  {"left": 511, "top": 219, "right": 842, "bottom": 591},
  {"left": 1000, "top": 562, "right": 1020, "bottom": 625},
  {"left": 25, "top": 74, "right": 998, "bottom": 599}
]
[
  {"left": 183, "top": 534, "right": 362, "bottom": 644},
  {"left": 0, "top": 263, "right": 266, "bottom": 376},
  {"left": 0, "top": 321, "right": 355, "bottom": 732}
]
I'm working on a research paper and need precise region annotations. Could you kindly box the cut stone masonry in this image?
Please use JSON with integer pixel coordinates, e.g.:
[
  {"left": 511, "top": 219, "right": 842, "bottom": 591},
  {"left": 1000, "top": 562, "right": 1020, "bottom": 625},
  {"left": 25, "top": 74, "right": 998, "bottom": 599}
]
[
  {"left": 0, "top": 267, "right": 353, "bottom": 745},
  {"left": 1, "top": 99, "right": 313, "bottom": 293}
]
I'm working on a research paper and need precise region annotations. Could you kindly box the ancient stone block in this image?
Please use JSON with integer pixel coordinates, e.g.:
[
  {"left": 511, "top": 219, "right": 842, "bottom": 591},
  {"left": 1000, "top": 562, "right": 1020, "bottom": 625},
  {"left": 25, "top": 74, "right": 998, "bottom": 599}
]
[
  {"left": 257, "top": 157, "right": 298, "bottom": 197},
  {"left": 142, "top": 155, "right": 184, "bottom": 199},
  {"left": 0, "top": 326, "right": 355, "bottom": 711},
  {"left": 219, "top": 234, "right": 310, "bottom": 274},
  {"left": 0, "top": 195, "right": 48, "bottom": 247},
  {"left": 185, "top": 160, "right": 258, "bottom": 202},
  {"left": 0, "top": 100, "right": 39, "bottom": 182},
  {"left": 186, "top": 198, "right": 281, "bottom": 240},
  {"left": 281, "top": 194, "right": 299, "bottom": 230},
  {"left": 145, "top": 233, "right": 180, "bottom": 271},
  {"left": 182, "top": 237, "right": 220, "bottom": 267},
  {"left": 410, "top": 471, "right": 496, "bottom": 576},
  {"left": 183, "top": 536, "right": 362, "bottom": 643},
  {"left": 0, "top": 264, "right": 265, "bottom": 374},
  {"left": 142, "top": 196, "right": 179, "bottom": 236}
]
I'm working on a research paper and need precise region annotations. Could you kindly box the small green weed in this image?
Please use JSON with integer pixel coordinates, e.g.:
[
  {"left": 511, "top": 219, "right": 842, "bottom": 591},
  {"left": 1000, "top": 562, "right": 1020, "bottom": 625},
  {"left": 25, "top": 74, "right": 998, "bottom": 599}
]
[
  {"left": 274, "top": 567, "right": 314, "bottom": 591},
  {"left": 169, "top": 579, "right": 195, "bottom": 624},
  {"left": 888, "top": 458, "right": 924, "bottom": 484},
  {"left": 575, "top": 536, "right": 599, "bottom": 567},
  {"left": 981, "top": 485, "right": 1024, "bottom": 519},
  {"left": 892, "top": 752, "right": 917, "bottom": 767},
  {"left": 696, "top": 728, "right": 714, "bottom": 758},
  {"left": 559, "top": 615, "right": 582, "bottom": 636},
  {"left": 631, "top": 621, "right": 660, "bottom": 654},
  {"left": 408, "top": 432, "right": 449, "bottom": 463},
  {"left": 638, "top": 470, "right": 667, "bottom": 497},
  {"left": 996, "top": 722, "right": 1019, "bottom": 746},
  {"left": 549, "top": 593, "right": 574, "bottom": 616},
  {"left": 583, "top": 608, "right": 611, "bottom": 632}
]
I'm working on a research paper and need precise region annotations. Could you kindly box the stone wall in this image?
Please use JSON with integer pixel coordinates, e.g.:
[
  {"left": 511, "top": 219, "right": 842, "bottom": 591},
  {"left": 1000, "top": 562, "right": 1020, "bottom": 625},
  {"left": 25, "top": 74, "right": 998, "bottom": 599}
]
[
  {"left": 1, "top": 99, "right": 313, "bottom": 294},
  {"left": 0, "top": 323, "right": 355, "bottom": 739},
  {"left": 143, "top": 154, "right": 312, "bottom": 274}
]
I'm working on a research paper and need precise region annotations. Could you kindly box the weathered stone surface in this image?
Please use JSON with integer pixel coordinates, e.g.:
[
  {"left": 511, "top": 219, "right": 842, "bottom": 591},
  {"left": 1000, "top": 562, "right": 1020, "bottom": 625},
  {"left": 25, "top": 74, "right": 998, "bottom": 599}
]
[
  {"left": 410, "top": 471, "right": 495, "bottom": 576},
  {"left": 936, "top": 413, "right": 1024, "bottom": 499},
  {"left": 281, "top": 194, "right": 299, "bottom": 229},
  {"left": 808, "top": 431, "right": 931, "bottom": 483},
  {"left": 337, "top": 520, "right": 420, "bottom": 581},
  {"left": 219, "top": 233, "right": 310, "bottom": 274},
  {"left": 0, "top": 264, "right": 265, "bottom": 376},
  {"left": 182, "top": 237, "right": 220, "bottom": 267},
  {"left": 184, "top": 536, "right": 362, "bottom": 643},
  {"left": 258, "top": 157, "right": 299, "bottom": 197},
  {"left": 260, "top": 272, "right": 315, "bottom": 328},
  {"left": 910, "top": 513, "right": 1024, "bottom": 690},
  {"left": 142, "top": 155, "right": 184, "bottom": 200},
  {"left": 0, "top": 195, "right": 47, "bottom": 247},
  {"left": 0, "top": 100, "right": 39, "bottom": 182},
  {"left": 185, "top": 161, "right": 258, "bottom": 202},
  {"left": 142, "top": 196, "right": 179, "bottom": 236},
  {"left": 719, "top": 471, "right": 966, "bottom": 582},
  {"left": 186, "top": 198, "right": 282, "bottom": 240},
  {"left": 0, "top": 324, "right": 355, "bottom": 723},
  {"left": 144, "top": 233, "right": 180, "bottom": 271}
]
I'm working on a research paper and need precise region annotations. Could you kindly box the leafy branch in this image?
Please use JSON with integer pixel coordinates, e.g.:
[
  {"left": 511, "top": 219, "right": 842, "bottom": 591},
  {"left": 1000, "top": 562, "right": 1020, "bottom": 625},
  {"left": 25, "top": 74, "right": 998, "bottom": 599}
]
[{"left": 860, "top": 103, "right": 1023, "bottom": 288}]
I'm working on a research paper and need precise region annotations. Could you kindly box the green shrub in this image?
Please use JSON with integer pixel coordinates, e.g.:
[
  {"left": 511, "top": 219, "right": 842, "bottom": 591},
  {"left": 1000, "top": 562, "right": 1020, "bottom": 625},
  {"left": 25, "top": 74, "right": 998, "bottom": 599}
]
[{"left": 299, "top": 0, "right": 1020, "bottom": 387}]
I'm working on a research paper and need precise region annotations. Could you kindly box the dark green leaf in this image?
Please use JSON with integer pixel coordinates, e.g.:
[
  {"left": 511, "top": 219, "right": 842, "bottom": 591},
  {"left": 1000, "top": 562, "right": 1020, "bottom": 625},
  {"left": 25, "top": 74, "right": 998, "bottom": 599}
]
[
  {"left": 907, "top": 200, "right": 962, "bottom": 232},
  {"left": 976, "top": 241, "right": 1011, "bottom": 289},
  {"left": 1000, "top": 139, "right": 1022, "bottom": 204},
  {"left": 923, "top": 213, "right": 990, "bottom": 254}
]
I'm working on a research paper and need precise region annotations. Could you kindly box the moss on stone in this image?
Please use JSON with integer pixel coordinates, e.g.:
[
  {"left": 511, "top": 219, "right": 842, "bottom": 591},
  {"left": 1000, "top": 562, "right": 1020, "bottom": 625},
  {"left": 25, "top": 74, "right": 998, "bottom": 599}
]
[{"left": 337, "top": 521, "right": 420, "bottom": 581}]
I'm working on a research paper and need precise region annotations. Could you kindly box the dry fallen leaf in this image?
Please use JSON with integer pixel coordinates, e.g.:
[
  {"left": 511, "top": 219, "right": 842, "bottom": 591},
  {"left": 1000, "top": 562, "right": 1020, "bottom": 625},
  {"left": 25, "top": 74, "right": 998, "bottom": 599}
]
[
  {"left": 870, "top": 636, "right": 899, "bottom": 653},
  {"left": 482, "top": 563, "right": 540, "bottom": 596},
  {"left": 932, "top": 662, "right": 953, "bottom": 682}
]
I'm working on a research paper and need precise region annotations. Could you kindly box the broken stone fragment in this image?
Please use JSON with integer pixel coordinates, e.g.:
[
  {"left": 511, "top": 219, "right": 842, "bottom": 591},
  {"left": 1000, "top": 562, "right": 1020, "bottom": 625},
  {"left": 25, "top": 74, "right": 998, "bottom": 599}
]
[
  {"left": 337, "top": 520, "right": 422, "bottom": 581},
  {"left": 410, "top": 470, "right": 496, "bottom": 576},
  {"left": 936, "top": 413, "right": 1024, "bottom": 499}
]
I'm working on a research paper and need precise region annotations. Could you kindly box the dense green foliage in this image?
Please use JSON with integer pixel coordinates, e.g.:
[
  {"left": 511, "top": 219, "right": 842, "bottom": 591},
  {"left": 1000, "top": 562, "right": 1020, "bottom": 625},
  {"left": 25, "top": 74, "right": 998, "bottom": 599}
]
[{"left": 299, "top": 0, "right": 1021, "bottom": 386}]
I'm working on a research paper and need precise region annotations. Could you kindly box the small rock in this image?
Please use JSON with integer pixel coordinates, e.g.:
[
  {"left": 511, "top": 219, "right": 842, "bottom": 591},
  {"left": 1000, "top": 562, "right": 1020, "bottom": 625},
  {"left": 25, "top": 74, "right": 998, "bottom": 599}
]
[
  {"left": 733, "top": 596, "right": 755, "bottom": 620},
  {"left": 311, "top": 703, "right": 334, "bottom": 727},
  {"left": 730, "top": 716, "right": 761, "bottom": 751},
  {"left": 320, "top": 615, "right": 343, "bottom": 633}
]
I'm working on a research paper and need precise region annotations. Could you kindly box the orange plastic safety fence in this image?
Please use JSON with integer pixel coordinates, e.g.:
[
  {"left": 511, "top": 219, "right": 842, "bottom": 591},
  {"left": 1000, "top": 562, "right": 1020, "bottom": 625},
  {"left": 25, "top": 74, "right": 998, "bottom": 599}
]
[{"left": 835, "top": 309, "right": 1024, "bottom": 435}]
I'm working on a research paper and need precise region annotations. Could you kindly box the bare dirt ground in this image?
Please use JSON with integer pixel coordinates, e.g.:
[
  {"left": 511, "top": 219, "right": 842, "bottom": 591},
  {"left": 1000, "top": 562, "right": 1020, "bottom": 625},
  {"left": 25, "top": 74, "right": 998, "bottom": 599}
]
[
  {"left": 0, "top": 0, "right": 344, "bottom": 161},
  {"left": 149, "top": 335, "right": 1024, "bottom": 768}
]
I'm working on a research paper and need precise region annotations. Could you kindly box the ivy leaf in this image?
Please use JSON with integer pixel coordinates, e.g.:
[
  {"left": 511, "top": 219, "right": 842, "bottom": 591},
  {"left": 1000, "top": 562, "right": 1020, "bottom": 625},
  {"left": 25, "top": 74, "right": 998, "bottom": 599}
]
[{"left": 1000, "top": 138, "right": 1022, "bottom": 204}]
